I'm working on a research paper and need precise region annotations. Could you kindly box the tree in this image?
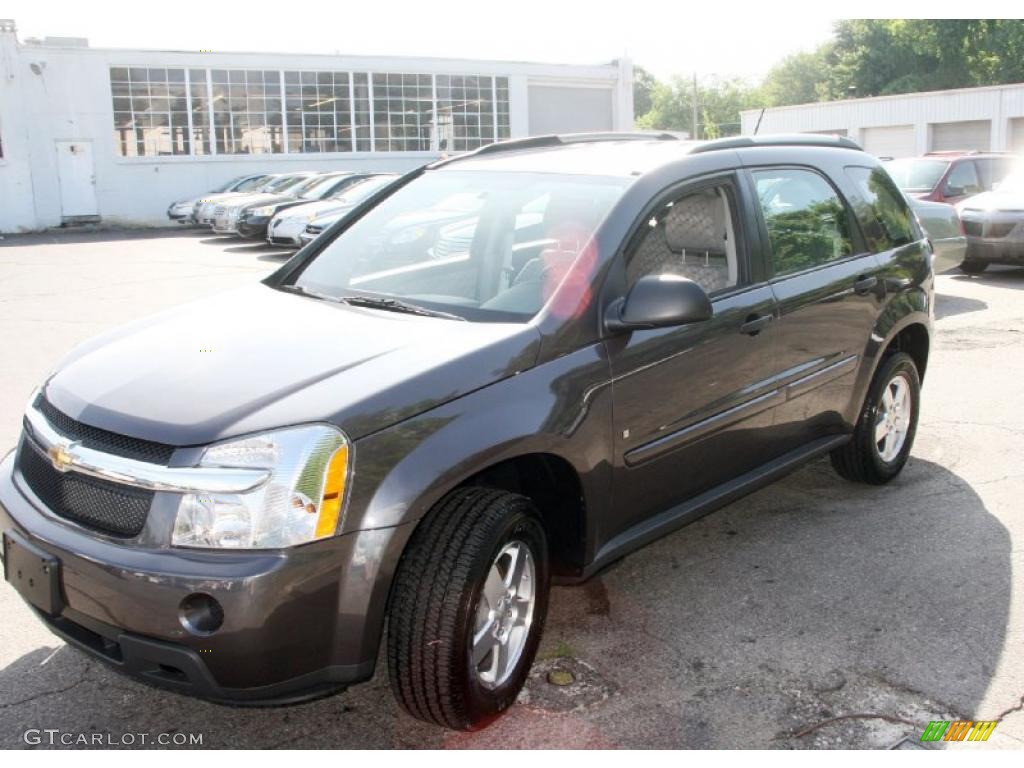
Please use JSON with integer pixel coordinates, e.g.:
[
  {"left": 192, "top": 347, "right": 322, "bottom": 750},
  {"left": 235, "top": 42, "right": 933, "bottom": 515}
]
[
  {"left": 760, "top": 49, "right": 830, "bottom": 107},
  {"left": 636, "top": 75, "right": 760, "bottom": 138},
  {"left": 632, "top": 65, "right": 658, "bottom": 121}
]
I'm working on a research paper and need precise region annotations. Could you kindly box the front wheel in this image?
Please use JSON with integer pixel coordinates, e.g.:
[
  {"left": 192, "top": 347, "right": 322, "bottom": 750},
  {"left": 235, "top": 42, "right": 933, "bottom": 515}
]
[
  {"left": 387, "top": 487, "right": 549, "bottom": 730},
  {"left": 831, "top": 352, "right": 921, "bottom": 484}
]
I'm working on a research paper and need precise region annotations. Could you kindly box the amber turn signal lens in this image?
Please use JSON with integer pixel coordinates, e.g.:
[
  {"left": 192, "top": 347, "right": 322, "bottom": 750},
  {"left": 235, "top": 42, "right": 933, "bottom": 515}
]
[{"left": 316, "top": 444, "right": 349, "bottom": 538}]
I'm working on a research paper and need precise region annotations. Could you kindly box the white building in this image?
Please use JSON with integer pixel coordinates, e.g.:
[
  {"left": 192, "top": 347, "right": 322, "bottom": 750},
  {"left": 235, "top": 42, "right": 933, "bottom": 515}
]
[
  {"left": 0, "top": 20, "right": 634, "bottom": 232},
  {"left": 740, "top": 82, "right": 1024, "bottom": 160}
]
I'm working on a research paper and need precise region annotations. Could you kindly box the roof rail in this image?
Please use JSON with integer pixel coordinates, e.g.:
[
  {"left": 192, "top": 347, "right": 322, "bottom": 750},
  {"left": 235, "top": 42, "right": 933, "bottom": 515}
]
[
  {"left": 431, "top": 131, "right": 678, "bottom": 168},
  {"left": 474, "top": 131, "right": 677, "bottom": 156},
  {"left": 690, "top": 133, "right": 863, "bottom": 154},
  {"left": 925, "top": 150, "right": 1013, "bottom": 157}
]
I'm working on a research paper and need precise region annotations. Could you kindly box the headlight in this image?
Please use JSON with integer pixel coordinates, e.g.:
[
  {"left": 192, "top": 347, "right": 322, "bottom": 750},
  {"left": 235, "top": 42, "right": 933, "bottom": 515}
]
[
  {"left": 172, "top": 424, "right": 350, "bottom": 549},
  {"left": 250, "top": 206, "right": 277, "bottom": 217}
]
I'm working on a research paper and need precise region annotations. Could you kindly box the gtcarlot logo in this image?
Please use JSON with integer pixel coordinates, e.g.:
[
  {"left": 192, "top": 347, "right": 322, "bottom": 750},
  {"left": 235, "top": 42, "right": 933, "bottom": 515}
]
[{"left": 23, "top": 729, "right": 203, "bottom": 747}]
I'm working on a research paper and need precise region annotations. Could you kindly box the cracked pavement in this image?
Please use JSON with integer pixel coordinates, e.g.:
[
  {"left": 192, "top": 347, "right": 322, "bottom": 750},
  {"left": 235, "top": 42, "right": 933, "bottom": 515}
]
[{"left": 0, "top": 229, "right": 1022, "bottom": 748}]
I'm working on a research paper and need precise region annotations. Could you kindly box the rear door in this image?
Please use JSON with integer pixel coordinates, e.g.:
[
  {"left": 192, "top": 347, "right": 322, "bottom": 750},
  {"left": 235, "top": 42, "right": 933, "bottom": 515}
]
[{"left": 747, "top": 165, "right": 885, "bottom": 449}]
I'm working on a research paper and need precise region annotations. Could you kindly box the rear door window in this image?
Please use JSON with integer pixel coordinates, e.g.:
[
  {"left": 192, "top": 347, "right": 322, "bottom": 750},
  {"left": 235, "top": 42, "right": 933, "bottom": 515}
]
[
  {"left": 752, "top": 169, "right": 855, "bottom": 276},
  {"left": 845, "top": 165, "right": 917, "bottom": 252}
]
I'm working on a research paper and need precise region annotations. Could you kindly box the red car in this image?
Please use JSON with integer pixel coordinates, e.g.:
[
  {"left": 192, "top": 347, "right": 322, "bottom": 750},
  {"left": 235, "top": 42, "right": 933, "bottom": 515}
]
[{"left": 884, "top": 152, "right": 1019, "bottom": 204}]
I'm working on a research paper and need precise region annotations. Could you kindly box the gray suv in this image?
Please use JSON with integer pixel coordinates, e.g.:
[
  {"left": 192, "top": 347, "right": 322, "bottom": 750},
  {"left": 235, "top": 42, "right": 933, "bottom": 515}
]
[{"left": 1, "top": 133, "right": 933, "bottom": 730}]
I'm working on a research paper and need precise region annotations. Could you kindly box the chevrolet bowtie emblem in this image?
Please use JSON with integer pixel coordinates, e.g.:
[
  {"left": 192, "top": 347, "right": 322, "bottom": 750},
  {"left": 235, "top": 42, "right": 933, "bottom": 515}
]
[{"left": 47, "top": 441, "right": 78, "bottom": 473}]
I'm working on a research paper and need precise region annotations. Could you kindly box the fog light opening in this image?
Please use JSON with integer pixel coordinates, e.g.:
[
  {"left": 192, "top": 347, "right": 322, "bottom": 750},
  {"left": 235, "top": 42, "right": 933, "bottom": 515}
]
[{"left": 178, "top": 593, "right": 224, "bottom": 636}]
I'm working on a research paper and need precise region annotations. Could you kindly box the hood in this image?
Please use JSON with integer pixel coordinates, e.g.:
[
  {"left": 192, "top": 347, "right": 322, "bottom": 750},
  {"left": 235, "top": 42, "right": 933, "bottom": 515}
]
[
  {"left": 276, "top": 199, "right": 352, "bottom": 222},
  {"left": 43, "top": 284, "right": 540, "bottom": 448},
  {"left": 221, "top": 192, "right": 291, "bottom": 211},
  {"left": 199, "top": 191, "right": 261, "bottom": 205},
  {"left": 957, "top": 190, "right": 1024, "bottom": 213}
]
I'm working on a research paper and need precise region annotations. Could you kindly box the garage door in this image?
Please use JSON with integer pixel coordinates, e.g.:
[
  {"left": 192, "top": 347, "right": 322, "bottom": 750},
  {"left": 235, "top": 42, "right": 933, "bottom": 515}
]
[
  {"left": 1010, "top": 118, "right": 1024, "bottom": 152},
  {"left": 861, "top": 125, "right": 915, "bottom": 159},
  {"left": 930, "top": 120, "right": 991, "bottom": 152},
  {"left": 528, "top": 85, "right": 613, "bottom": 135}
]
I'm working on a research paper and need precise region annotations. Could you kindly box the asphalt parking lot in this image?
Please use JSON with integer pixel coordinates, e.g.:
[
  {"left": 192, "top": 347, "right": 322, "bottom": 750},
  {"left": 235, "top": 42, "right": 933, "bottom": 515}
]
[{"left": 0, "top": 228, "right": 1022, "bottom": 749}]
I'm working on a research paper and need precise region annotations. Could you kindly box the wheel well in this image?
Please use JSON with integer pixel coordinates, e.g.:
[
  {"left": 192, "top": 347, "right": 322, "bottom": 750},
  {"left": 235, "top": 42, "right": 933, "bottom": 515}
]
[
  {"left": 885, "top": 323, "right": 930, "bottom": 382},
  {"left": 461, "top": 454, "right": 586, "bottom": 578}
]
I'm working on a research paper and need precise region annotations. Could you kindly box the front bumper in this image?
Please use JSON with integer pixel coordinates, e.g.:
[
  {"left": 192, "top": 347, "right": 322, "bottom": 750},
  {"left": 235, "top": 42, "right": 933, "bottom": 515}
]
[
  {"left": 0, "top": 450, "right": 412, "bottom": 705},
  {"left": 965, "top": 236, "right": 1024, "bottom": 263},
  {"left": 237, "top": 216, "right": 273, "bottom": 239},
  {"left": 267, "top": 217, "right": 308, "bottom": 247},
  {"left": 167, "top": 207, "right": 195, "bottom": 224},
  {"left": 961, "top": 214, "right": 1024, "bottom": 263}
]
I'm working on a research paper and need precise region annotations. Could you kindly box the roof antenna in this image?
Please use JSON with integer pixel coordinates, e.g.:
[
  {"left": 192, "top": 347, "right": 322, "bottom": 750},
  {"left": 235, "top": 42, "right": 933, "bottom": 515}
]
[{"left": 753, "top": 108, "right": 766, "bottom": 136}]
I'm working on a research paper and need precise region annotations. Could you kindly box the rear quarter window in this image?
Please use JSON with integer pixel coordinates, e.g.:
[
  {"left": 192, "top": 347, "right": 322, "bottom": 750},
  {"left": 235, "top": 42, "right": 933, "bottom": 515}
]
[{"left": 845, "top": 166, "right": 917, "bottom": 252}]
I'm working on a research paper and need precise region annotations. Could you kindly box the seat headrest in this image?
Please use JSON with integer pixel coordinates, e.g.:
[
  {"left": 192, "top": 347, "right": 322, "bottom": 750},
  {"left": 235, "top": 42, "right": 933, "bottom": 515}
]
[{"left": 664, "top": 190, "right": 726, "bottom": 254}]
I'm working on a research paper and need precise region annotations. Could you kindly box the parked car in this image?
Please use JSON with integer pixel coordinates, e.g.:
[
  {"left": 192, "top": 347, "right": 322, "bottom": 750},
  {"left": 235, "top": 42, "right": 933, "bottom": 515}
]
[
  {"left": 299, "top": 209, "right": 345, "bottom": 247},
  {"left": 1, "top": 133, "right": 932, "bottom": 731},
  {"left": 236, "top": 173, "right": 377, "bottom": 240},
  {"left": 907, "top": 197, "right": 967, "bottom": 274},
  {"left": 956, "top": 167, "right": 1024, "bottom": 273},
  {"left": 167, "top": 174, "right": 269, "bottom": 224},
  {"left": 268, "top": 174, "right": 400, "bottom": 248},
  {"left": 195, "top": 173, "right": 305, "bottom": 226},
  {"left": 884, "top": 152, "right": 1018, "bottom": 204},
  {"left": 211, "top": 172, "right": 322, "bottom": 235},
  {"left": 298, "top": 188, "right": 479, "bottom": 251}
]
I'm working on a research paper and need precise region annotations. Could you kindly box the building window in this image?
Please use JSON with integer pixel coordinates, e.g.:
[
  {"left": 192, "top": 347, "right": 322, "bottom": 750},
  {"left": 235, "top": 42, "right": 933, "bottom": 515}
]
[
  {"left": 110, "top": 66, "right": 512, "bottom": 157},
  {"left": 496, "top": 77, "right": 511, "bottom": 140},
  {"left": 188, "top": 69, "right": 212, "bottom": 155},
  {"left": 353, "top": 73, "right": 371, "bottom": 152},
  {"left": 285, "top": 71, "right": 354, "bottom": 153},
  {"left": 110, "top": 67, "right": 191, "bottom": 157},
  {"left": 210, "top": 69, "right": 283, "bottom": 154},
  {"left": 436, "top": 75, "right": 496, "bottom": 152},
  {"left": 373, "top": 73, "right": 434, "bottom": 151}
]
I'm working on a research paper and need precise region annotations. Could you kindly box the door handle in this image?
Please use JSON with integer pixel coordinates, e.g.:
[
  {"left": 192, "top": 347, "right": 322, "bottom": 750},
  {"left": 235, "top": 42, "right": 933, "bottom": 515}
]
[
  {"left": 739, "top": 313, "right": 773, "bottom": 336},
  {"left": 853, "top": 275, "right": 879, "bottom": 294}
]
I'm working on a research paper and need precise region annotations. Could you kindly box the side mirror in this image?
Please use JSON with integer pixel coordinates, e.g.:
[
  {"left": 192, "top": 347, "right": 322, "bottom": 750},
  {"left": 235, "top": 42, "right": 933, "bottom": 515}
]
[{"left": 605, "top": 274, "right": 713, "bottom": 332}]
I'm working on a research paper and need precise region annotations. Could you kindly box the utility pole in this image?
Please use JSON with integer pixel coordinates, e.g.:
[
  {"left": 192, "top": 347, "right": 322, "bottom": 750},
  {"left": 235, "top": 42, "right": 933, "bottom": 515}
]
[{"left": 691, "top": 72, "right": 699, "bottom": 141}]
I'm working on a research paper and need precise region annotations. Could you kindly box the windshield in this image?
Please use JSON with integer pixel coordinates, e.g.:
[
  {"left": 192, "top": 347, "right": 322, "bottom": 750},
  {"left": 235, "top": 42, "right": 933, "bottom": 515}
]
[
  {"left": 233, "top": 175, "right": 268, "bottom": 192},
  {"left": 260, "top": 175, "right": 304, "bottom": 193},
  {"left": 995, "top": 168, "right": 1024, "bottom": 194},
  {"left": 289, "top": 170, "right": 630, "bottom": 322},
  {"left": 214, "top": 176, "right": 246, "bottom": 193},
  {"left": 331, "top": 175, "right": 398, "bottom": 204},
  {"left": 883, "top": 158, "right": 950, "bottom": 193},
  {"left": 299, "top": 175, "right": 350, "bottom": 200}
]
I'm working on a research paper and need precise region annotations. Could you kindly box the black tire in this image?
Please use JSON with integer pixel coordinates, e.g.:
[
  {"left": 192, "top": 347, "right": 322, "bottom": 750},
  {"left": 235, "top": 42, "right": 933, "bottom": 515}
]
[
  {"left": 387, "top": 487, "right": 549, "bottom": 730},
  {"left": 831, "top": 351, "right": 921, "bottom": 485},
  {"left": 959, "top": 258, "right": 988, "bottom": 275}
]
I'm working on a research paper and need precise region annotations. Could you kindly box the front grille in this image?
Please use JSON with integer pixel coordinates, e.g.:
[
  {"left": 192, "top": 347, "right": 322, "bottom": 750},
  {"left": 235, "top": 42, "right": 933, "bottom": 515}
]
[
  {"left": 963, "top": 220, "right": 983, "bottom": 236},
  {"left": 34, "top": 396, "right": 175, "bottom": 464},
  {"left": 16, "top": 440, "right": 152, "bottom": 538}
]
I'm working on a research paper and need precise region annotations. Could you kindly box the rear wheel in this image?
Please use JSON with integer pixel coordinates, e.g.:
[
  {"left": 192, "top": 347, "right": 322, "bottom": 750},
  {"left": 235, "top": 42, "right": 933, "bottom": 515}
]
[
  {"left": 387, "top": 487, "right": 549, "bottom": 730},
  {"left": 831, "top": 352, "right": 920, "bottom": 484},
  {"left": 959, "top": 258, "right": 988, "bottom": 275}
]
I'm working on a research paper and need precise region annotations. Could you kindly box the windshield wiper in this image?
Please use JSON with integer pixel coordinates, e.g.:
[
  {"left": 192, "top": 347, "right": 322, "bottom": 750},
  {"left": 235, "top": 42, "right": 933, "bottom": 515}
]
[
  {"left": 341, "top": 295, "right": 466, "bottom": 321},
  {"left": 276, "top": 284, "right": 344, "bottom": 303}
]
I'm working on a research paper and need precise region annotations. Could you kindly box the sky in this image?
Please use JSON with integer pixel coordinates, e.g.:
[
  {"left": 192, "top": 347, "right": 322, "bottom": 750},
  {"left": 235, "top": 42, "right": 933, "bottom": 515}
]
[{"left": 6, "top": 1, "right": 840, "bottom": 82}]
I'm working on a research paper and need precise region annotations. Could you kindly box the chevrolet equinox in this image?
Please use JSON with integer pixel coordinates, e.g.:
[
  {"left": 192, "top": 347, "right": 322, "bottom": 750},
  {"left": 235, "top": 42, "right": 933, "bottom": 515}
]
[{"left": 1, "top": 133, "right": 933, "bottom": 730}]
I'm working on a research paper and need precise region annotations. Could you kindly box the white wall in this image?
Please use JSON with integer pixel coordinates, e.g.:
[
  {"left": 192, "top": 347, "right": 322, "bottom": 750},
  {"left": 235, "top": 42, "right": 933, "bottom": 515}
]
[
  {"left": 740, "top": 83, "right": 1024, "bottom": 158},
  {"left": 0, "top": 28, "right": 632, "bottom": 232}
]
